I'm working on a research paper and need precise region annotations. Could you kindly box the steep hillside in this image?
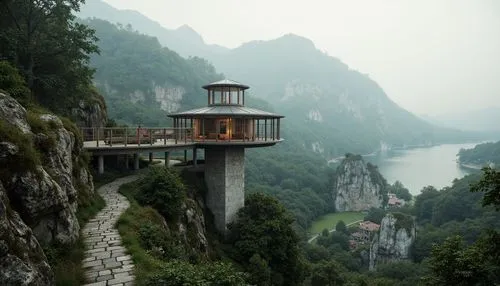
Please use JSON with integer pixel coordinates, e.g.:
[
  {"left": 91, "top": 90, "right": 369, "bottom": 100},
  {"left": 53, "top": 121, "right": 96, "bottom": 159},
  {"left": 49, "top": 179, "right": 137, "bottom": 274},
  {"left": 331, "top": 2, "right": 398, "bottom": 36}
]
[
  {"left": 78, "top": 0, "right": 228, "bottom": 60},
  {"left": 82, "top": 19, "right": 223, "bottom": 126}
]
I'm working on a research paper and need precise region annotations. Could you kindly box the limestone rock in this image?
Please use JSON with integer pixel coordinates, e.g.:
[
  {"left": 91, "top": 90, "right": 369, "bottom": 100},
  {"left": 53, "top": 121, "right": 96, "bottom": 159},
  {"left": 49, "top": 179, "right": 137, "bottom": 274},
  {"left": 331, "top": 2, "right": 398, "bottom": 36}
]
[
  {"left": 153, "top": 84, "right": 184, "bottom": 113},
  {"left": 333, "top": 154, "right": 386, "bottom": 211},
  {"left": 0, "top": 181, "right": 54, "bottom": 285},
  {"left": 0, "top": 93, "right": 94, "bottom": 246},
  {"left": 11, "top": 167, "right": 79, "bottom": 245},
  {"left": 178, "top": 199, "right": 209, "bottom": 257},
  {"left": 71, "top": 97, "right": 107, "bottom": 128},
  {"left": 39, "top": 114, "right": 79, "bottom": 209},
  {"left": 0, "top": 93, "right": 31, "bottom": 134},
  {"left": 369, "top": 213, "right": 416, "bottom": 270}
]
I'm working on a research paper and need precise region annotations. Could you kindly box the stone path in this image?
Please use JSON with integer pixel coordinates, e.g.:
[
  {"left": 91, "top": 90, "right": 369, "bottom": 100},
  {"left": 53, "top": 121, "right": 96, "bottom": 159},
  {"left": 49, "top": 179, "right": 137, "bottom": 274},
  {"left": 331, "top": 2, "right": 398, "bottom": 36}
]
[{"left": 82, "top": 175, "right": 140, "bottom": 286}]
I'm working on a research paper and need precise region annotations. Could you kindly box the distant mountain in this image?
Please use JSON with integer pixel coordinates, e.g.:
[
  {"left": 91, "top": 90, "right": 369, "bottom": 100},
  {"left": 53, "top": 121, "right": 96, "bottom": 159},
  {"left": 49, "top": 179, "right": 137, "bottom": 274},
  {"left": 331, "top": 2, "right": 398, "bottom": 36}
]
[
  {"left": 421, "top": 107, "right": 500, "bottom": 132},
  {"left": 77, "top": 0, "right": 228, "bottom": 59},
  {"left": 79, "top": 1, "right": 483, "bottom": 157},
  {"left": 81, "top": 18, "right": 223, "bottom": 126},
  {"left": 207, "top": 34, "right": 479, "bottom": 156}
]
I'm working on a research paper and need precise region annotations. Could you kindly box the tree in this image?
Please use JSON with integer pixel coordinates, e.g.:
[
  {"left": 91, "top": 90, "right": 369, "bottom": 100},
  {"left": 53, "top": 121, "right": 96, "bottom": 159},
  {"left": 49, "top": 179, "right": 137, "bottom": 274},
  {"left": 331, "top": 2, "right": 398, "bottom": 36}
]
[
  {"left": 335, "top": 220, "right": 348, "bottom": 234},
  {"left": 304, "top": 244, "right": 330, "bottom": 263},
  {"left": 471, "top": 167, "right": 500, "bottom": 210},
  {"left": 0, "top": 0, "right": 100, "bottom": 114},
  {"left": 364, "top": 207, "right": 387, "bottom": 224},
  {"left": 135, "top": 167, "right": 186, "bottom": 221},
  {"left": 317, "top": 232, "right": 350, "bottom": 251},
  {"left": 424, "top": 168, "right": 500, "bottom": 285},
  {"left": 424, "top": 235, "right": 500, "bottom": 286},
  {"left": 322, "top": 228, "right": 329, "bottom": 237},
  {"left": 414, "top": 186, "right": 440, "bottom": 223},
  {"left": 0, "top": 61, "right": 31, "bottom": 103},
  {"left": 248, "top": 254, "right": 272, "bottom": 286},
  {"left": 228, "top": 192, "right": 306, "bottom": 286},
  {"left": 389, "top": 181, "right": 412, "bottom": 202},
  {"left": 310, "top": 260, "right": 346, "bottom": 286}
]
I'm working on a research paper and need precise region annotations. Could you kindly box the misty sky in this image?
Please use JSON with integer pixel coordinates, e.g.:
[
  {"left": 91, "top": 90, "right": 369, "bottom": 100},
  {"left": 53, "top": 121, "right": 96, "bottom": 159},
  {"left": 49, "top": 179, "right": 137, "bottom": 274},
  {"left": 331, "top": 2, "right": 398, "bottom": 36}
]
[{"left": 102, "top": 0, "right": 500, "bottom": 116}]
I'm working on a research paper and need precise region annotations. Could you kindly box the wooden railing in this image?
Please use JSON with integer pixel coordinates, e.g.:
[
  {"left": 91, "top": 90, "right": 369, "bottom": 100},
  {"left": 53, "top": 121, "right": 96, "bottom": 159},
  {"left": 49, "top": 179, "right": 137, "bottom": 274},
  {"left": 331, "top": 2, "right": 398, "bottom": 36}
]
[{"left": 80, "top": 127, "right": 194, "bottom": 147}]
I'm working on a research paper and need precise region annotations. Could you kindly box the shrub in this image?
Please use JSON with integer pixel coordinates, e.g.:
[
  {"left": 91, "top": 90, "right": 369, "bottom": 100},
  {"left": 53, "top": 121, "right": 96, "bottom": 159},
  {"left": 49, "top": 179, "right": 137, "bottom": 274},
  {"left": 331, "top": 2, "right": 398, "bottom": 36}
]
[
  {"left": 138, "top": 222, "right": 185, "bottom": 260},
  {"left": 0, "top": 61, "right": 31, "bottom": 105},
  {"left": 135, "top": 167, "right": 186, "bottom": 221},
  {"left": 144, "top": 260, "right": 248, "bottom": 286}
]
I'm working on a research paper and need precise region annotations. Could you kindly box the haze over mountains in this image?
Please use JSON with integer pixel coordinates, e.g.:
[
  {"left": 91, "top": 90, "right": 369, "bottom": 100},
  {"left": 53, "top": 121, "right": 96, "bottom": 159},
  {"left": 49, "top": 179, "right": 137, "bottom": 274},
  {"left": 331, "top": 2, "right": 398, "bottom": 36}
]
[
  {"left": 420, "top": 107, "right": 500, "bottom": 132},
  {"left": 78, "top": 0, "right": 487, "bottom": 158}
]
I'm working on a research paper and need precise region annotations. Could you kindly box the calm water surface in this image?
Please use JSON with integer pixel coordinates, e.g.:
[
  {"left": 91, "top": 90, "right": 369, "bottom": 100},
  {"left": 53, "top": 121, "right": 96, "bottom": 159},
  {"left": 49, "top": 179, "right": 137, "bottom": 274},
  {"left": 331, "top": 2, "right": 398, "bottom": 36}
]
[{"left": 365, "top": 143, "right": 480, "bottom": 195}]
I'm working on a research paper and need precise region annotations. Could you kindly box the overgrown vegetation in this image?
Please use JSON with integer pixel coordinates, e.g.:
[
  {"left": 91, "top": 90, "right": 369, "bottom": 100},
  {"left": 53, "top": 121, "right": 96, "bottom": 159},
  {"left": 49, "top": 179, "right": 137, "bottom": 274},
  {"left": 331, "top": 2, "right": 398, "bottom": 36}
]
[
  {"left": 134, "top": 167, "right": 186, "bottom": 221},
  {"left": 0, "top": 119, "right": 41, "bottom": 183},
  {"left": 0, "top": 0, "right": 104, "bottom": 116},
  {"left": 227, "top": 192, "right": 306, "bottom": 286},
  {"left": 82, "top": 18, "right": 222, "bottom": 126},
  {"left": 143, "top": 261, "right": 247, "bottom": 286},
  {"left": 117, "top": 168, "right": 246, "bottom": 285},
  {"left": 392, "top": 212, "right": 415, "bottom": 235},
  {"left": 458, "top": 141, "right": 500, "bottom": 167}
]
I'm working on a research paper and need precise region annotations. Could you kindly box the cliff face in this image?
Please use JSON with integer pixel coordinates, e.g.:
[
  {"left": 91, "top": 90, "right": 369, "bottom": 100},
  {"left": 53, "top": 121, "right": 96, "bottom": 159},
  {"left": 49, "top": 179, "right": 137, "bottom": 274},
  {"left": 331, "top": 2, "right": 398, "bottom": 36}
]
[
  {"left": 0, "top": 181, "right": 53, "bottom": 285},
  {"left": 71, "top": 92, "right": 107, "bottom": 128},
  {"left": 333, "top": 155, "right": 386, "bottom": 211},
  {"left": 369, "top": 213, "right": 416, "bottom": 270},
  {"left": 0, "top": 93, "right": 95, "bottom": 283}
]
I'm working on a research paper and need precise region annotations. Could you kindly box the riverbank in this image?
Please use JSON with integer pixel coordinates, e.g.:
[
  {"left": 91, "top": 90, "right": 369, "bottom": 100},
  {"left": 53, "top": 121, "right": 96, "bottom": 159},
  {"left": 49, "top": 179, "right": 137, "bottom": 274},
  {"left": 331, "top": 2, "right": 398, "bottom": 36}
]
[{"left": 458, "top": 163, "right": 484, "bottom": 170}]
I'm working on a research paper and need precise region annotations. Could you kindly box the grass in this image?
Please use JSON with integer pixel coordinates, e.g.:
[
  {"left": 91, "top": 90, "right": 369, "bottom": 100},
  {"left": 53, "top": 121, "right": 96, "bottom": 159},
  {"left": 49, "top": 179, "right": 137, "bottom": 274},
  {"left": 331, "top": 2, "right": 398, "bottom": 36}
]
[
  {"left": 308, "top": 211, "right": 365, "bottom": 235},
  {"left": 116, "top": 180, "right": 168, "bottom": 285}
]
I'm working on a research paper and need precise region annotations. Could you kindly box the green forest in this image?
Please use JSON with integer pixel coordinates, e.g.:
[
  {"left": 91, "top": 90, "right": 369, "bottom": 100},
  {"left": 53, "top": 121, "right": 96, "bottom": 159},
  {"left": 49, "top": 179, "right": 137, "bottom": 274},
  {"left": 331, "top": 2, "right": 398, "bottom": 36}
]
[{"left": 458, "top": 141, "right": 500, "bottom": 167}]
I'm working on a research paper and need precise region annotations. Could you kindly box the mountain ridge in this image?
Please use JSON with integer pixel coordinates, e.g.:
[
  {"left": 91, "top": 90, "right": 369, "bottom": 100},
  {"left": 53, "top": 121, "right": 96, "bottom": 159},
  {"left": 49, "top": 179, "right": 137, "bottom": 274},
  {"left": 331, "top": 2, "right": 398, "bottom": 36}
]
[{"left": 79, "top": 0, "right": 484, "bottom": 157}]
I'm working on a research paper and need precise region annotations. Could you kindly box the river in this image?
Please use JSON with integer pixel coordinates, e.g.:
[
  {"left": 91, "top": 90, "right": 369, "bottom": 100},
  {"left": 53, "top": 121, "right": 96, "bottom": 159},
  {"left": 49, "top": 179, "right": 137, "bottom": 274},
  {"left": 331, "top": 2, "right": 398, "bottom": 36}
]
[{"left": 363, "top": 143, "right": 481, "bottom": 195}]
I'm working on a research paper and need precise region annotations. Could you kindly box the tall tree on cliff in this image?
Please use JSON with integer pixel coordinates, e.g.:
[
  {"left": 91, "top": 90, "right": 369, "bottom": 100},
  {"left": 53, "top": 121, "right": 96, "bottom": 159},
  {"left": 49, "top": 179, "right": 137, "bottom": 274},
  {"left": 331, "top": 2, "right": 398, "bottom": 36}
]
[
  {"left": 228, "top": 193, "right": 306, "bottom": 286},
  {"left": 0, "top": 0, "right": 99, "bottom": 114}
]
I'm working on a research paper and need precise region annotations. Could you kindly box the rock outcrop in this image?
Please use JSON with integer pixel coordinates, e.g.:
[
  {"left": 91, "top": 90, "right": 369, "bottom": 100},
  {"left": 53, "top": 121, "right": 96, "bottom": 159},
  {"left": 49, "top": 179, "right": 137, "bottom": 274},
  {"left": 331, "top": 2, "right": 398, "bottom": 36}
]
[
  {"left": 369, "top": 212, "right": 416, "bottom": 270},
  {"left": 178, "top": 197, "right": 209, "bottom": 258},
  {"left": 0, "top": 181, "right": 54, "bottom": 285},
  {"left": 0, "top": 93, "right": 96, "bottom": 282},
  {"left": 71, "top": 94, "right": 107, "bottom": 128},
  {"left": 333, "top": 154, "right": 387, "bottom": 211}
]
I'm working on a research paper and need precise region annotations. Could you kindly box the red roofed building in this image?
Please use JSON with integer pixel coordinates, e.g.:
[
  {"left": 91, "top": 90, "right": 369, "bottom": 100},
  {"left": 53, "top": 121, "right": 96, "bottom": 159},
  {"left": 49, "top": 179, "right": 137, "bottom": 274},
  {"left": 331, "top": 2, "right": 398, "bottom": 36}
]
[{"left": 387, "top": 193, "right": 404, "bottom": 208}]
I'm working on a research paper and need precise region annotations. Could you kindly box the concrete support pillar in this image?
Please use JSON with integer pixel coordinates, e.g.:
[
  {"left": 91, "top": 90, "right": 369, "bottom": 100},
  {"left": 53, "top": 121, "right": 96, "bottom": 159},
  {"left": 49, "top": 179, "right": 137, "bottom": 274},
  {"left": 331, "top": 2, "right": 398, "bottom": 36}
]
[
  {"left": 193, "top": 147, "right": 198, "bottom": 167},
  {"left": 149, "top": 152, "right": 153, "bottom": 163},
  {"left": 125, "top": 154, "right": 129, "bottom": 169},
  {"left": 133, "top": 153, "right": 139, "bottom": 170},
  {"left": 98, "top": 155, "right": 104, "bottom": 175},
  {"left": 184, "top": 150, "right": 188, "bottom": 163},
  {"left": 204, "top": 147, "right": 245, "bottom": 233},
  {"left": 164, "top": 151, "right": 170, "bottom": 167}
]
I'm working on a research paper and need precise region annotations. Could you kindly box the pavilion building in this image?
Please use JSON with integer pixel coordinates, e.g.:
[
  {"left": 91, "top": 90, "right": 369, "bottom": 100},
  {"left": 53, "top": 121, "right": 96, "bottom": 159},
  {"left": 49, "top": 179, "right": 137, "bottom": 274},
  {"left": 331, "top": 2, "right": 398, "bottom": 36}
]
[{"left": 168, "top": 79, "right": 284, "bottom": 233}]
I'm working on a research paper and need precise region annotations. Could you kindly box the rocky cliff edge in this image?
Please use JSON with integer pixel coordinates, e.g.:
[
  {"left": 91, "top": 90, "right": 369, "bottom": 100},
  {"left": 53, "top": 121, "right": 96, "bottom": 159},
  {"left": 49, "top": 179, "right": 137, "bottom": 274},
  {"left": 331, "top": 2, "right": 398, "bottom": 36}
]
[{"left": 0, "top": 93, "right": 95, "bottom": 284}]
